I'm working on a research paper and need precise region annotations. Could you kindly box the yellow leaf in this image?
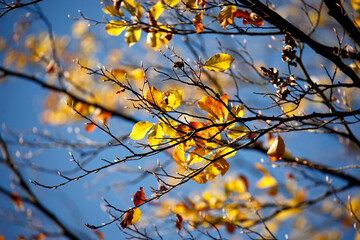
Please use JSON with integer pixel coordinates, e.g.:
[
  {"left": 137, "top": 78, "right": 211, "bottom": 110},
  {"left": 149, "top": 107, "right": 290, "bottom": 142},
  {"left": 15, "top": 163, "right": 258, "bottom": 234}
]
[
  {"left": 162, "top": 89, "right": 182, "bottom": 111},
  {"left": 214, "top": 158, "right": 229, "bottom": 176},
  {"left": 255, "top": 163, "right": 277, "bottom": 189},
  {"left": 129, "top": 121, "right": 154, "bottom": 140},
  {"left": 267, "top": 135, "right": 285, "bottom": 162},
  {"left": 147, "top": 124, "right": 164, "bottom": 149},
  {"left": 125, "top": 26, "right": 141, "bottom": 47},
  {"left": 191, "top": 171, "right": 208, "bottom": 184},
  {"left": 147, "top": 31, "right": 160, "bottom": 50},
  {"left": 203, "top": 53, "right": 234, "bottom": 72},
  {"left": 120, "top": 208, "right": 141, "bottom": 228},
  {"left": 105, "top": 20, "right": 126, "bottom": 36},
  {"left": 183, "top": 0, "right": 198, "bottom": 9},
  {"left": 198, "top": 94, "right": 229, "bottom": 122},
  {"left": 173, "top": 147, "right": 187, "bottom": 168},
  {"left": 217, "top": 5, "right": 236, "bottom": 29},
  {"left": 146, "top": 87, "right": 182, "bottom": 112},
  {"left": 163, "top": 0, "right": 180, "bottom": 7},
  {"left": 227, "top": 105, "right": 244, "bottom": 122},
  {"left": 150, "top": 1, "right": 164, "bottom": 20},
  {"left": 351, "top": 0, "right": 360, "bottom": 11},
  {"left": 214, "top": 146, "right": 237, "bottom": 159},
  {"left": 187, "top": 147, "right": 210, "bottom": 165},
  {"left": 204, "top": 158, "right": 229, "bottom": 181},
  {"left": 224, "top": 178, "right": 247, "bottom": 195},
  {"left": 227, "top": 126, "right": 248, "bottom": 140},
  {"left": 121, "top": 0, "right": 143, "bottom": 18},
  {"left": 102, "top": 6, "right": 124, "bottom": 17},
  {"left": 193, "top": 12, "right": 204, "bottom": 33}
]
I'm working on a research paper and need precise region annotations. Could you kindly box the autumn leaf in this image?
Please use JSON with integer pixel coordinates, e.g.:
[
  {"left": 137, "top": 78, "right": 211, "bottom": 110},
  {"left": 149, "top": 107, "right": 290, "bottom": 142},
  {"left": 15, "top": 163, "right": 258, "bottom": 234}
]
[
  {"left": 203, "top": 53, "right": 234, "bottom": 72},
  {"left": 183, "top": 0, "right": 198, "bottom": 9},
  {"left": 105, "top": 20, "right": 126, "bottom": 36},
  {"left": 193, "top": 12, "right": 203, "bottom": 33},
  {"left": 164, "top": 0, "right": 181, "bottom": 7},
  {"left": 217, "top": 5, "right": 236, "bottom": 29},
  {"left": 175, "top": 214, "right": 184, "bottom": 230},
  {"left": 173, "top": 147, "right": 187, "bottom": 168},
  {"left": 227, "top": 105, "right": 244, "bottom": 122},
  {"left": 234, "top": 9, "right": 263, "bottom": 27},
  {"left": 198, "top": 93, "right": 229, "bottom": 122},
  {"left": 102, "top": 5, "right": 123, "bottom": 17},
  {"left": 255, "top": 163, "right": 277, "bottom": 189},
  {"left": 85, "top": 123, "right": 96, "bottom": 133},
  {"left": 191, "top": 171, "right": 208, "bottom": 184},
  {"left": 146, "top": 86, "right": 182, "bottom": 112},
  {"left": 150, "top": 1, "right": 164, "bottom": 20},
  {"left": 120, "top": 208, "right": 141, "bottom": 229},
  {"left": 125, "top": 26, "right": 141, "bottom": 47},
  {"left": 204, "top": 158, "right": 229, "bottom": 181},
  {"left": 267, "top": 135, "right": 285, "bottom": 162},
  {"left": 243, "top": 13, "right": 263, "bottom": 27},
  {"left": 133, "top": 187, "right": 145, "bottom": 206},
  {"left": 227, "top": 126, "right": 247, "bottom": 140},
  {"left": 121, "top": 0, "right": 143, "bottom": 19},
  {"left": 129, "top": 121, "right": 154, "bottom": 140},
  {"left": 147, "top": 124, "right": 164, "bottom": 149}
]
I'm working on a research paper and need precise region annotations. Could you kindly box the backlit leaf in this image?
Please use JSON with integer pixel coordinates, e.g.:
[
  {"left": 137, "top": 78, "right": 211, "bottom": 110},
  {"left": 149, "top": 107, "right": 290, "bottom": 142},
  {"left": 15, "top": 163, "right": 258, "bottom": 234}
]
[
  {"left": 203, "top": 53, "right": 234, "bottom": 72},
  {"left": 102, "top": 6, "right": 124, "bottom": 17},
  {"left": 125, "top": 26, "right": 141, "bottom": 47},
  {"left": 183, "top": 0, "right": 198, "bottom": 9},
  {"left": 150, "top": 1, "right": 164, "bottom": 20},
  {"left": 198, "top": 93, "right": 229, "bottom": 122},
  {"left": 120, "top": 208, "right": 141, "bottom": 229},
  {"left": 193, "top": 12, "right": 203, "bottom": 33},
  {"left": 217, "top": 5, "right": 236, "bottom": 29},
  {"left": 105, "top": 20, "right": 126, "bottom": 36},
  {"left": 227, "top": 126, "right": 247, "bottom": 140},
  {"left": 188, "top": 147, "right": 210, "bottom": 165},
  {"left": 164, "top": 0, "right": 181, "bottom": 7},
  {"left": 147, "top": 124, "right": 164, "bottom": 149},
  {"left": 173, "top": 147, "right": 187, "bottom": 168},
  {"left": 162, "top": 89, "right": 182, "bottom": 111},
  {"left": 255, "top": 163, "right": 277, "bottom": 189},
  {"left": 191, "top": 171, "right": 208, "bottom": 184},
  {"left": 133, "top": 187, "right": 145, "bottom": 206},
  {"left": 121, "top": 0, "right": 143, "bottom": 19},
  {"left": 227, "top": 105, "right": 244, "bottom": 122},
  {"left": 213, "top": 158, "right": 229, "bottom": 176},
  {"left": 129, "top": 121, "right": 154, "bottom": 140},
  {"left": 267, "top": 135, "right": 285, "bottom": 162}
]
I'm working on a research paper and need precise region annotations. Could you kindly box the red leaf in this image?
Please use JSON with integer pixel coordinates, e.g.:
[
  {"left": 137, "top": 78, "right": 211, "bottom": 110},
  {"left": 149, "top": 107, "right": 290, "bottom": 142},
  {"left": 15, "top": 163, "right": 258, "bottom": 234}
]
[
  {"left": 120, "top": 210, "right": 134, "bottom": 229},
  {"left": 234, "top": 9, "right": 250, "bottom": 19},
  {"left": 133, "top": 187, "right": 145, "bottom": 206},
  {"left": 175, "top": 214, "right": 183, "bottom": 230}
]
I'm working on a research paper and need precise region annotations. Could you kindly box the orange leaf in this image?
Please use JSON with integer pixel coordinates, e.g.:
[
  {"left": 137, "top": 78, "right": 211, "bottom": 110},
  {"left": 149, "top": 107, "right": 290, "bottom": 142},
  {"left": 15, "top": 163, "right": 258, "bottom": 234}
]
[
  {"left": 85, "top": 123, "right": 96, "bottom": 133},
  {"left": 214, "top": 158, "right": 229, "bottom": 176},
  {"left": 234, "top": 9, "right": 250, "bottom": 19},
  {"left": 192, "top": 12, "right": 203, "bottom": 33},
  {"left": 133, "top": 187, "right": 145, "bottom": 206},
  {"left": 198, "top": 94, "right": 229, "bottom": 123},
  {"left": 35, "top": 233, "right": 46, "bottom": 240},
  {"left": 10, "top": 192, "right": 24, "bottom": 211},
  {"left": 243, "top": 13, "right": 263, "bottom": 27},
  {"left": 175, "top": 214, "right": 183, "bottom": 230}
]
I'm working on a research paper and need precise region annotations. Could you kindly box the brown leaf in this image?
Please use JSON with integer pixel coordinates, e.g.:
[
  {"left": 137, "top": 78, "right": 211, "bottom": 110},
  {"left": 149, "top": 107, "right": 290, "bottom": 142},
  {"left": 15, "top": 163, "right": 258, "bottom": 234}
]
[
  {"left": 133, "top": 187, "right": 145, "bottom": 206},
  {"left": 175, "top": 214, "right": 183, "bottom": 230}
]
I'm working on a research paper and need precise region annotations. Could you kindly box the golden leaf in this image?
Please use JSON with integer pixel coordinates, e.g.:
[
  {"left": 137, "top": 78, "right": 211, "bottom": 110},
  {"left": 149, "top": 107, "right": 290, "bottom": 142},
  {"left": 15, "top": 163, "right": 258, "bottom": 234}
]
[
  {"left": 198, "top": 93, "right": 229, "bottom": 122},
  {"left": 105, "top": 20, "right": 126, "bottom": 36},
  {"left": 203, "top": 53, "right": 234, "bottom": 72},
  {"left": 227, "top": 126, "right": 247, "bottom": 140},
  {"left": 191, "top": 171, "right": 208, "bottom": 184},
  {"left": 129, "top": 121, "right": 154, "bottom": 140},
  {"left": 125, "top": 26, "right": 141, "bottom": 47},
  {"left": 193, "top": 12, "right": 204, "bottom": 33},
  {"left": 217, "top": 5, "right": 236, "bottom": 29},
  {"left": 147, "top": 124, "right": 164, "bottom": 149},
  {"left": 267, "top": 135, "right": 285, "bottom": 162}
]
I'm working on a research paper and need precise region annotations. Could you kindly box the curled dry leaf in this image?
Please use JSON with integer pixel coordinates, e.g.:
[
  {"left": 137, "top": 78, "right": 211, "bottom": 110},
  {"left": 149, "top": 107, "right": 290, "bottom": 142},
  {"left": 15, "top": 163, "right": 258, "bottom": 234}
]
[
  {"left": 267, "top": 135, "right": 285, "bottom": 162},
  {"left": 133, "top": 187, "right": 145, "bottom": 206},
  {"left": 120, "top": 208, "right": 141, "bottom": 229}
]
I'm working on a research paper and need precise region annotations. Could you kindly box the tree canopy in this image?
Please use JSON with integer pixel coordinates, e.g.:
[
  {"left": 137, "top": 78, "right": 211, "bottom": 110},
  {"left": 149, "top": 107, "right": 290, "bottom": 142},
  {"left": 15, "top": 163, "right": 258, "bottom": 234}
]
[{"left": 1, "top": 0, "right": 360, "bottom": 239}]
